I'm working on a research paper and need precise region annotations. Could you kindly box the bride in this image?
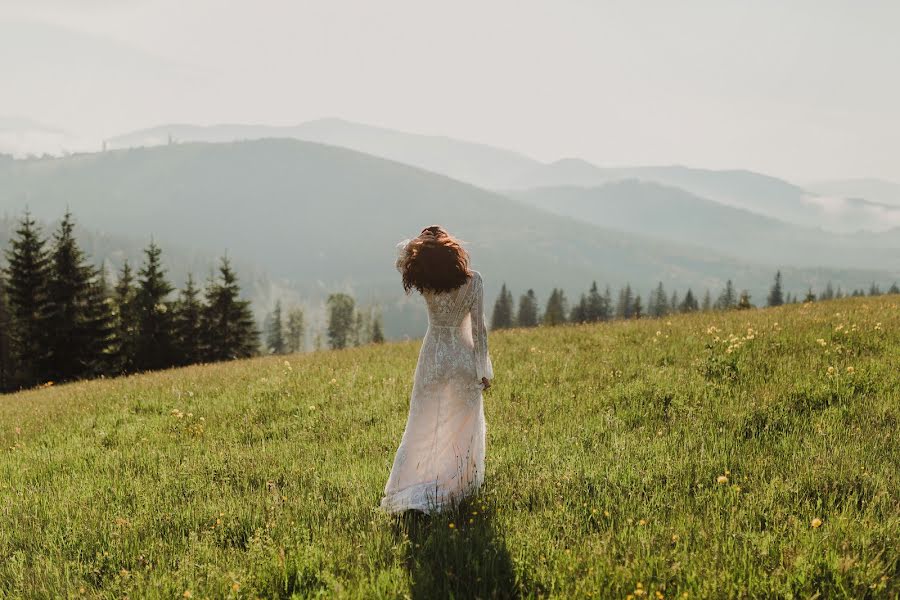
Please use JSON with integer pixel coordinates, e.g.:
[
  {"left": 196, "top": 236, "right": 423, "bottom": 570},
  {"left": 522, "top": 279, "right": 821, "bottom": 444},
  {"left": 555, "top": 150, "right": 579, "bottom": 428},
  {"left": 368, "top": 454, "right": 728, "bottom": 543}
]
[{"left": 381, "top": 226, "right": 493, "bottom": 514}]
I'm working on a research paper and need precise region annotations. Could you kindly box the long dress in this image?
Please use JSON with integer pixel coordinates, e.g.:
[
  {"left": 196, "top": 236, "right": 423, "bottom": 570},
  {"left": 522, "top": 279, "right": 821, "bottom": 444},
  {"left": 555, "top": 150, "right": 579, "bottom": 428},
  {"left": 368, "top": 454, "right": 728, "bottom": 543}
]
[{"left": 380, "top": 271, "right": 494, "bottom": 514}]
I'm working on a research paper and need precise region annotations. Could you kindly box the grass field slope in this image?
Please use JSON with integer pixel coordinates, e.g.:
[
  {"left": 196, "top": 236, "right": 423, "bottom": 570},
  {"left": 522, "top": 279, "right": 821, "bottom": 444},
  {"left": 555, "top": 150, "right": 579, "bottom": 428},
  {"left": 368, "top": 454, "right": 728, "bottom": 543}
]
[{"left": 1, "top": 297, "right": 898, "bottom": 598}]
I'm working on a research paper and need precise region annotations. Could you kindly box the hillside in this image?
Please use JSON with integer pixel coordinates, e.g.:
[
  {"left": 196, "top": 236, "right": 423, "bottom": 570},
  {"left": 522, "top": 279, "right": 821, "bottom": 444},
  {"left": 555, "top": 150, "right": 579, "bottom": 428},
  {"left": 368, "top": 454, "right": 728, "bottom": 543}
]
[
  {"left": 106, "top": 119, "right": 900, "bottom": 234},
  {"left": 107, "top": 118, "right": 542, "bottom": 190},
  {"left": 5, "top": 140, "right": 894, "bottom": 338},
  {"left": 512, "top": 181, "right": 900, "bottom": 271},
  {"left": 1, "top": 296, "right": 897, "bottom": 598}
]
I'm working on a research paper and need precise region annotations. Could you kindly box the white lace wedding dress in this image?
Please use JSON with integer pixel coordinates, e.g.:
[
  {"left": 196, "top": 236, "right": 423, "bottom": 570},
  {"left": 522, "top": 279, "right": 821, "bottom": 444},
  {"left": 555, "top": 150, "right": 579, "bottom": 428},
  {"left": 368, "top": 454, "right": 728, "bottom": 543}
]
[{"left": 380, "top": 271, "right": 493, "bottom": 514}]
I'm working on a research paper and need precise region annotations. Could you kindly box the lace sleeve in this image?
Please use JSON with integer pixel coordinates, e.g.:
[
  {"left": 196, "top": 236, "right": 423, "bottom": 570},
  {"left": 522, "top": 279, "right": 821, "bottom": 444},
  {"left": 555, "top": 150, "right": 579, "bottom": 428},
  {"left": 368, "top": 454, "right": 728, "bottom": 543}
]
[{"left": 470, "top": 272, "right": 493, "bottom": 382}]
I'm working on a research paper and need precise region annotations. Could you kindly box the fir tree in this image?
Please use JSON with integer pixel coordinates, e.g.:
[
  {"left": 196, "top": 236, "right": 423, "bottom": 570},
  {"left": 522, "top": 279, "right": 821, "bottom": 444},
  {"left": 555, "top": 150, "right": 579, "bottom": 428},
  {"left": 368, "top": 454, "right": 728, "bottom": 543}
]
[
  {"left": 173, "top": 274, "right": 204, "bottom": 365},
  {"left": 491, "top": 283, "right": 515, "bottom": 329},
  {"left": 737, "top": 290, "right": 754, "bottom": 310},
  {"left": 326, "top": 293, "right": 356, "bottom": 349},
  {"left": 716, "top": 280, "right": 737, "bottom": 310},
  {"left": 370, "top": 312, "right": 385, "bottom": 344},
  {"left": 767, "top": 271, "right": 784, "bottom": 307},
  {"left": 585, "top": 281, "right": 608, "bottom": 322},
  {"left": 516, "top": 289, "right": 539, "bottom": 327},
  {"left": 543, "top": 288, "right": 568, "bottom": 326},
  {"left": 265, "top": 299, "right": 286, "bottom": 354},
  {"left": 701, "top": 289, "right": 712, "bottom": 312},
  {"left": 201, "top": 257, "right": 259, "bottom": 361},
  {"left": 680, "top": 289, "right": 699, "bottom": 313},
  {"left": 632, "top": 294, "right": 643, "bottom": 319},
  {"left": 868, "top": 282, "right": 882, "bottom": 296},
  {"left": 889, "top": 282, "right": 900, "bottom": 295},
  {"left": 821, "top": 281, "right": 835, "bottom": 301},
  {"left": 3, "top": 211, "right": 50, "bottom": 387},
  {"left": 601, "top": 286, "right": 613, "bottom": 320},
  {"left": 615, "top": 284, "right": 634, "bottom": 319},
  {"left": 0, "top": 274, "right": 12, "bottom": 391},
  {"left": 135, "top": 241, "right": 176, "bottom": 371},
  {"left": 42, "top": 212, "right": 113, "bottom": 381},
  {"left": 670, "top": 291, "right": 679, "bottom": 314},
  {"left": 285, "top": 307, "right": 306, "bottom": 352},
  {"left": 804, "top": 288, "right": 817, "bottom": 303},
  {"left": 649, "top": 282, "right": 668, "bottom": 318},
  {"left": 570, "top": 293, "right": 588, "bottom": 324},
  {"left": 113, "top": 260, "right": 140, "bottom": 373}
]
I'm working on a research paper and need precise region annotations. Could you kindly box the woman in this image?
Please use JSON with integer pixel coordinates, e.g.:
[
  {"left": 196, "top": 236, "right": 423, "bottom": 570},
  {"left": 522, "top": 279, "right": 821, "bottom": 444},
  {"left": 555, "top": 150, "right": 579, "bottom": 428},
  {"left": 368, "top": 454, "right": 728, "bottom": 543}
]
[{"left": 381, "top": 226, "right": 493, "bottom": 514}]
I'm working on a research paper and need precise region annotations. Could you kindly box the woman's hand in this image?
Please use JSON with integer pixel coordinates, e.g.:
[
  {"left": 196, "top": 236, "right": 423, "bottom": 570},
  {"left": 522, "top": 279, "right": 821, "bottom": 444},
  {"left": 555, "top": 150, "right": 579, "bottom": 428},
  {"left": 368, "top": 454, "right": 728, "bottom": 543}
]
[{"left": 482, "top": 377, "right": 491, "bottom": 390}]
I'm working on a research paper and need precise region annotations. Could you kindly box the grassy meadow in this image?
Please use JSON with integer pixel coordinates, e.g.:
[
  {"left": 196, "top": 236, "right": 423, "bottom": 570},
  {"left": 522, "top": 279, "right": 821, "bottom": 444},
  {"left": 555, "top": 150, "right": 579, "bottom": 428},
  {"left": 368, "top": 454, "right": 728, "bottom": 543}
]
[{"left": 1, "top": 296, "right": 898, "bottom": 599}]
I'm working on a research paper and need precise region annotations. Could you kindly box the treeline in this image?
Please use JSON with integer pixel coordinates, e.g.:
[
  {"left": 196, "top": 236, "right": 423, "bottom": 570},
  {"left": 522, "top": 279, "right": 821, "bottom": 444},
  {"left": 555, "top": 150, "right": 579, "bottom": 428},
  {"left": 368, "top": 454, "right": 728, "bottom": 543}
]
[
  {"left": 490, "top": 271, "right": 900, "bottom": 329},
  {"left": 0, "top": 211, "right": 258, "bottom": 392},
  {"left": 261, "top": 293, "right": 385, "bottom": 354}
]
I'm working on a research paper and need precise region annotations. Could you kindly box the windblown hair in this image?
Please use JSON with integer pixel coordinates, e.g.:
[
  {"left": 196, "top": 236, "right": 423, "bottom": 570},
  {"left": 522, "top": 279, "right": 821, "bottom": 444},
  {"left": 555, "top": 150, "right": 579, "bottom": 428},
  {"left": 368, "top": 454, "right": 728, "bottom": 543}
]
[{"left": 400, "top": 226, "right": 472, "bottom": 294}]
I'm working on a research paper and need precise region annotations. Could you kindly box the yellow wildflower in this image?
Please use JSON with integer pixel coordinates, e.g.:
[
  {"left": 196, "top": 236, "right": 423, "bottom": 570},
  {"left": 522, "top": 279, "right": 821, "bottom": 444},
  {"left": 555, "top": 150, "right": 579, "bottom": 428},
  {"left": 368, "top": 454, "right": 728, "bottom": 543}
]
[
  {"left": 811, "top": 517, "right": 823, "bottom": 528},
  {"left": 716, "top": 475, "right": 728, "bottom": 484}
]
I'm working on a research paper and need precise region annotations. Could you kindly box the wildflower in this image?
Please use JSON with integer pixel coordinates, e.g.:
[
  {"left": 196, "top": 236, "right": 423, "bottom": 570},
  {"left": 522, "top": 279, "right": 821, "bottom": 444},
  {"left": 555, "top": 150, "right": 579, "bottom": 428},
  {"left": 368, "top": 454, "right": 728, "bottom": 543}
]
[
  {"left": 330, "top": 378, "right": 337, "bottom": 384},
  {"left": 827, "top": 366, "right": 835, "bottom": 376},
  {"left": 716, "top": 475, "right": 728, "bottom": 484},
  {"left": 811, "top": 517, "right": 823, "bottom": 528},
  {"left": 639, "top": 519, "right": 647, "bottom": 526},
  {"left": 448, "top": 522, "right": 455, "bottom": 529},
  {"left": 846, "top": 366, "right": 855, "bottom": 374},
  {"left": 183, "top": 592, "right": 192, "bottom": 599},
  {"left": 671, "top": 533, "right": 679, "bottom": 542},
  {"left": 603, "top": 510, "right": 610, "bottom": 517},
  {"left": 232, "top": 582, "right": 240, "bottom": 592},
  {"left": 874, "top": 322, "right": 883, "bottom": 331},
  {"left": 816, "top": 338, "right": 827, "bottom": 346}
]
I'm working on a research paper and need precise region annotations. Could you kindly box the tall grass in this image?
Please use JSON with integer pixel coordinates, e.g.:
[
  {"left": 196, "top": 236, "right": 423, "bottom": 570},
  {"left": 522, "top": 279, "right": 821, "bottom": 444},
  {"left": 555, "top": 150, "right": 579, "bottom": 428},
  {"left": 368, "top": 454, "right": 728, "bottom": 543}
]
[{"left": 1, "top": 296, "right": 898, "bottom": 598}]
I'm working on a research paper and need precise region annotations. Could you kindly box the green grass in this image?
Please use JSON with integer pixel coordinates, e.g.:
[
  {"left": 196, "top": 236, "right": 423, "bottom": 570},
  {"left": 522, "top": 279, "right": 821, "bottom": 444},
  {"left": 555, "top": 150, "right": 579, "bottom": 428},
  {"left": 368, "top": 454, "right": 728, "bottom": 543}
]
[{"left": 1, "top": 296, "right": 898, "bottom": 599}]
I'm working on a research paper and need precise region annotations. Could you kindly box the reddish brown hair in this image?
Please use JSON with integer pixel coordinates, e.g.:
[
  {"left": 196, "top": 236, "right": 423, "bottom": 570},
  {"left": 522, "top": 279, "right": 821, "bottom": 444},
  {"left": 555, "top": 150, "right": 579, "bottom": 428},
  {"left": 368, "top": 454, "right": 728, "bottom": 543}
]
[{"left": 400, "top": 226, "right": 472, "bottom": 294}]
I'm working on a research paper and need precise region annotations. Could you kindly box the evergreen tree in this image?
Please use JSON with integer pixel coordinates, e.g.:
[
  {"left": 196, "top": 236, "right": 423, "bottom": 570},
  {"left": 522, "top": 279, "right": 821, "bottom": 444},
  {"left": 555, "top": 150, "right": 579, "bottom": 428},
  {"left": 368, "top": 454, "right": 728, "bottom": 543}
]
[
  {"left": 632, "top": 294, "right": 643, "bottom": 319},
  {"left": 804, "top": 288, "right": 817, "bottom": 303},
  {"left": 570, "top": 293, "right": 588, "bottom": 324},
  {"left": 767, "top": 271, "right": 784, "bottom": 307},
  {"left": 81, "top": 266, "right": 116, "bottom": 377},
  {"left": 585, "top": 281, "right": 608, "bottom": 322},
  {"left": 113, "top": 260, "right": 140, "bottom": 373},
  {"left": 370, "top": 312, "right": 385, "bottom": 344},
  {"left": 265, "top": 299, "right": 286, "bottom": 354},
  {"left": 3, "top": 211, "right": 50, "bottom": 387},
  {"left": 491, "top": 283, "right": 515, "bottom": 329},
  {"left": 42, "top": 212, "right": 114, "bottom": 381},
  {"left": 326, "top": 293, "right": 356, "bottom": 349},
  {"left": 543, "top": 288, "right": 568, "bottom": 326},
  {"left": 835, "top": 287, "right": 844, "bottom": 299},
  {"left": 615, "top": 284, "right": 634, "bottom": 319},
  {"left": 889, "top": 282, "right": 900, "bottom": 295},
  {"left": 516, "top": 289, "right": 539, "bottom": 327},
  {"left": 134, "top": 241, "right": 176, "bottom": 371},
  {"left": 285, "top": 307, "right": 306, "bottom": 352},
  {"left": 737, "top": 290, "right": 754, "bottom": 310},
  {"left": 172, "top": 274, "right": 204, "bottom": 365},
  {"left": 716, "top": 280, "right": 737, "bottom": 310},
  {"left": 821, "top": 281, "right": 835, "bottom": 301},
  {"left": 649, "top": 282, "right": 668, "bottom": 318},
  {"left": 701, "top": 289, "right": 712, "bottom": 312},
  {"left": 868, "top": 282, "right": 882, "bottom": 296},
  {"left": 201, "top": 256, "right": 259, "bottom": 361},
  {"left": 680, "top": 289, "right": 699, "bottom": 313},
  {"left": 601, "top": 286, "right": 613, "bottom": 321},
  {"left": 0, "top": 274, "right": 12, "bottom": 391}
]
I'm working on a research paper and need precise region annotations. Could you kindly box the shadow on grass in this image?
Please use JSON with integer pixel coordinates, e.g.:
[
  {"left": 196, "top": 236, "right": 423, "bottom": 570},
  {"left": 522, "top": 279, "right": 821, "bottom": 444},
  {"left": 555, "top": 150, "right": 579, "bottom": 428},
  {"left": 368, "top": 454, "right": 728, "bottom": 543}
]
[{"left": 394, "top": 498, "right": 520, "bottom": 599}]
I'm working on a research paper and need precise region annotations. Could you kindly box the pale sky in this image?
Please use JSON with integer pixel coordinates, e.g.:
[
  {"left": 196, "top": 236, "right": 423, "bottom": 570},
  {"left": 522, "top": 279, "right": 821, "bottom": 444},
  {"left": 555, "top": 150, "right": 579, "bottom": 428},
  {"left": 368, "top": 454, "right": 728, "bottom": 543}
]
[{"left": 1, "top": 0, "right": 898, "bottom": 183}]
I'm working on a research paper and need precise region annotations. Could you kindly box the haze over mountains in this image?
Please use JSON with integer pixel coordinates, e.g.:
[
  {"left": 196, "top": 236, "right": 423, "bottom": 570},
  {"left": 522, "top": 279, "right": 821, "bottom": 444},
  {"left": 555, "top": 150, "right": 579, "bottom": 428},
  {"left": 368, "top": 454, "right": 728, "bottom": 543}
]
[
  {"left": 107, "top": 118, "right": 900, "bottom": 234},
  {"left": 2, "top": 137, "right": 897, "bottom": 338}
]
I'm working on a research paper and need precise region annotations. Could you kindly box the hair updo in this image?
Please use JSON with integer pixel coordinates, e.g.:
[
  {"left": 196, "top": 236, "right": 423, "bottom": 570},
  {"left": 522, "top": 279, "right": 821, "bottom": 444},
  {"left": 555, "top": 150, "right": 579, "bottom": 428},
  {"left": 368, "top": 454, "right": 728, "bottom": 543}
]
[{"left": 398, "top": 226, "right": 472, "bottom": 294}]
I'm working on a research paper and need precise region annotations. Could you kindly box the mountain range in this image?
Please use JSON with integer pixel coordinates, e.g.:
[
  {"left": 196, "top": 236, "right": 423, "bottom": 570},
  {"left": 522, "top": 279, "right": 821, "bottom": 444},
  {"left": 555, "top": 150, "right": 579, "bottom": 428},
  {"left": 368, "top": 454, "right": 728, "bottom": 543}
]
[
  {"left": 107, "top": 118, "right": 900, "bottom": 234},
  {"left": 3, "top": 138, "right": 896, "bottom": 339}
]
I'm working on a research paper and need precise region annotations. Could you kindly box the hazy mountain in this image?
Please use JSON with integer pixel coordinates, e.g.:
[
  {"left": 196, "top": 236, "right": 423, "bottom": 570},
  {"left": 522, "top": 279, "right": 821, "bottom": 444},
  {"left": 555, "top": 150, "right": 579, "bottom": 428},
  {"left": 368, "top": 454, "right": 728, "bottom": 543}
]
[
  {"left": 512, "top": 181, "right": 900, "bottom": 270},
  {"left": 806, "top": 178, "right": 900, "bottom": 207},
  {"left": 108, "top": 118, "right": 900, "bottom": 234},
  {"left": 1, "top": 140, "right": 894, "bottom": 337},
  {"left": 107, "top": 118, "right": 542, "bottom": 190},
  {"left": 509, "top": 159, "right": 900, "bottom": 234},
  {"left": 0, "top": 116, "right": 79, "bottom": 158}
]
